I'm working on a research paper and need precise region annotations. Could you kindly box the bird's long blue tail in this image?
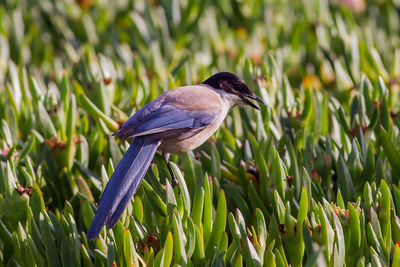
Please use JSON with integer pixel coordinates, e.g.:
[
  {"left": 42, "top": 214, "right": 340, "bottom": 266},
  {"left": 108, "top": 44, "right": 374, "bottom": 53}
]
[{"left": 87, "top": 137, "right": 159, "bottom": 240}]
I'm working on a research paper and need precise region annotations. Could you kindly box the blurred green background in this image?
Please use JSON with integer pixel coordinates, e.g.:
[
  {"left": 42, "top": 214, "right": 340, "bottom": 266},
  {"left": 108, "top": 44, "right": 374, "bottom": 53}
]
[{"left": 2, "top": 0, "right": 400, "bottom": 266}]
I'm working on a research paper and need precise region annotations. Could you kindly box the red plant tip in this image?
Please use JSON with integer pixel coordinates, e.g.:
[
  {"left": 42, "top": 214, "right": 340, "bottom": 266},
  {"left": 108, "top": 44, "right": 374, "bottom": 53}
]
[
  {"left": 396, "top": 241, "right": 400, "bottom": 248},
  {"left": 322, "top": 154, "right": 332, "bottom": 164},
  {"left": 248, "top": 234, "right": 254, "bottom": 242},
  {"left": 104, "top": 77, "right": 113, "bottom": 85},
  {"left": 388, "top": 77, "right": 399, "bottom": 88},
  {"left": 372, "top": 100, "right": 382, "bottom": 108},
  {"left": 311, "top": 169, "right": 321, "bottom": 182},
  {"left": 15, "top": 185, "right": 34, "bottom": 197},
  {"left": 73, "top": 136, "right": 82, "bottom": 144},
  {"left": 45, "top": 137, "right": 66, "bottom": 150},
  {"left": 1, "top": 148, "right": 10, "bottom": 158},
  {"left": 251, "top": 52, "right": 262, "bottom": 65},
  {"left": 350, "top": 125, "right": 367, "bottom": 137},
  {"left": 195, "top": 152, "right": 201, "bottom": 160},
  {"left": 279, "top": 224, "right": 285, "bottom": 235},
  {"left": 208, "top": 139, "right": 217, "bottom": 145},
  {"left": 87, "top": 82, "right": 93, "bottom": 90},
  {"left": 286, "top": 175, "right": 294, "bottom": 187}
]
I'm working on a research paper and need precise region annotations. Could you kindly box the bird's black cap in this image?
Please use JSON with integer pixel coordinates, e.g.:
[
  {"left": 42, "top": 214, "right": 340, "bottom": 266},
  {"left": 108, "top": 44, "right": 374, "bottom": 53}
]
[{"left": 202, "top": 72, "right": 264, "bottom": 109}]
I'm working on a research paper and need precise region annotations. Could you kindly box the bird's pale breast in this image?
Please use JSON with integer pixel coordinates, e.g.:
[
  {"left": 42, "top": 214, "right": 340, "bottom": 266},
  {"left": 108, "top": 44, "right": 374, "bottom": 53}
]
[{"left": 157, "top": 85, "right": 228, "bottom": 153}]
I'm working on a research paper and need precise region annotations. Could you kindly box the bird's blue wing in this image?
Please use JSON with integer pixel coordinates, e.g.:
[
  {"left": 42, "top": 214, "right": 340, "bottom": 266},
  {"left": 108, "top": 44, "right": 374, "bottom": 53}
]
[{"left": 113, "top": 100, "right": 219, "bottom": 139}]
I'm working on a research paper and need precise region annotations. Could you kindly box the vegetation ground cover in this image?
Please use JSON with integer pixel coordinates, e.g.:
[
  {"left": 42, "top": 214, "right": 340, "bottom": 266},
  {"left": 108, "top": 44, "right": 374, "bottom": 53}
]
[{"left": 1, "top": 0, "right": 400, "bottom": 266}]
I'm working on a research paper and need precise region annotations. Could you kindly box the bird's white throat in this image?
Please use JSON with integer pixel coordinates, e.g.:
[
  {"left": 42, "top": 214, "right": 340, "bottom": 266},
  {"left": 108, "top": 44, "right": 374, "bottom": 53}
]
[
  {"left": 213, "top": 89, "right": 244, "bottom": 109},
  {"left": 199, "top": 84, "right": 243, "bottom": 109}
]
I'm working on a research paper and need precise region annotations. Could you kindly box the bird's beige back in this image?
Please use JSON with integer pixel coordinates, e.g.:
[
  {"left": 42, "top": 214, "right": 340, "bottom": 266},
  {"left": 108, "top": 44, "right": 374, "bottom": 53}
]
[{"left": 159, "top": 85, "right": 224, "bottom": 111}]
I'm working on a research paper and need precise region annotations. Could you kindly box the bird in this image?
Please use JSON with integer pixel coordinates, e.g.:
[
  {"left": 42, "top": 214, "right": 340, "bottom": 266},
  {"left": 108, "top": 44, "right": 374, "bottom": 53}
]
[{"left": 87, "top": 72, "right": 264, "bottom": 240}]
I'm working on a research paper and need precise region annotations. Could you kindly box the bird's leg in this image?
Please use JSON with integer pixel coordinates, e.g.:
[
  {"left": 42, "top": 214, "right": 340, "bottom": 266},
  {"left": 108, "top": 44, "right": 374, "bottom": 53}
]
[{"left": 162, "top": 152, "right": 178, "bottom": 187}]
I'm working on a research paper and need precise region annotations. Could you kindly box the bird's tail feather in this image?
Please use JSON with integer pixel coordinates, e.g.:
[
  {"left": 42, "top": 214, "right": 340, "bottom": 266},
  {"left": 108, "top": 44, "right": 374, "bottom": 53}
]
[
  {"left": 87, "top": 137, "right": 159, "bottom": 240},
  {"left": 106, "top": 157, "right": 151, "bottom": 228}
]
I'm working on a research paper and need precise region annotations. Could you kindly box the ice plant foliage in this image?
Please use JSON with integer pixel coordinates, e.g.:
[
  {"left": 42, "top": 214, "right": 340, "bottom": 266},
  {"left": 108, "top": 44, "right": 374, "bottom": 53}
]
[{"left": 1, "top": 0, "right": 400, "bottom": 266}]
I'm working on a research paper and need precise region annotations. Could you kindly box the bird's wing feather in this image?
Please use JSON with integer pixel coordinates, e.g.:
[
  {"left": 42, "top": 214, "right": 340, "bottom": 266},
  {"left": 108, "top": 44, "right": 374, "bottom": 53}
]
[{"left": 114, "top": 101, "right": 220, "bottom": 139}]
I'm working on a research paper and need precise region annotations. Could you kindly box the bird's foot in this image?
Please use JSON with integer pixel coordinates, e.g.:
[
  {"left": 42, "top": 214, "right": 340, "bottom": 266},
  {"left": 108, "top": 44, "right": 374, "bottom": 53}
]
[
  {"left": 162, "top": 152, "right": 178, "bottom": 187},
  {"left": 167, "top": 162, "right": 179, "bottom": 187},
  {"left": 171, "top": 174, "right": 179, "bottom": 187}
]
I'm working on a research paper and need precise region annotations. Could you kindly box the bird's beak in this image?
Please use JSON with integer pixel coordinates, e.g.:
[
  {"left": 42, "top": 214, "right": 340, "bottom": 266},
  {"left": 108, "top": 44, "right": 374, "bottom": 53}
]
[{"left": 244, "top": 94, "right": 265, "bottom": 110}]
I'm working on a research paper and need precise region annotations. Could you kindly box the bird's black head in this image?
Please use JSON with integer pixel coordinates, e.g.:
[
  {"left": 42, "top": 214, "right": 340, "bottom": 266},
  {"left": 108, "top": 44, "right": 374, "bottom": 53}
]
[{"left": 202, "top": 72, "right": 264, "bottom": 109}]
